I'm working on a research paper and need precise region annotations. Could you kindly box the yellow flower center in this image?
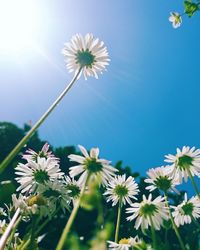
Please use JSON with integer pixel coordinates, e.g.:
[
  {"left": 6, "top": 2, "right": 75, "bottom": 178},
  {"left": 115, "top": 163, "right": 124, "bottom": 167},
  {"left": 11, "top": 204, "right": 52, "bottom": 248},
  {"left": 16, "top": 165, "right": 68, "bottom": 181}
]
[
  {"left": 27, "top": 195, "right": 46, "bottom": 206},
  {"left": 119, "top": 238, "right": 129, "bottom": 244}
]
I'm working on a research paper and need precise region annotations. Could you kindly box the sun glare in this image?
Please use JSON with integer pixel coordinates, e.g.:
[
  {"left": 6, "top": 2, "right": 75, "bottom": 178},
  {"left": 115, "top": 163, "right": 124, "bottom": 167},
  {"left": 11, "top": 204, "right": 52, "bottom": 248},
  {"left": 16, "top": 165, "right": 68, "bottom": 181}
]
[{"left": 0, "top": 0, "right": 37, "bottom": 52}]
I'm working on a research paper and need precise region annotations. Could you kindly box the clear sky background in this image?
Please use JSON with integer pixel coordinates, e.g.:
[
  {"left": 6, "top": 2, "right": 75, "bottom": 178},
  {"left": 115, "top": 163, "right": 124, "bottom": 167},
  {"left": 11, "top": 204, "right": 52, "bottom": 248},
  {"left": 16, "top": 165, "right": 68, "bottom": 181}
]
[{"left": 0, "top": 0, "right": 200, "bottom": 176}]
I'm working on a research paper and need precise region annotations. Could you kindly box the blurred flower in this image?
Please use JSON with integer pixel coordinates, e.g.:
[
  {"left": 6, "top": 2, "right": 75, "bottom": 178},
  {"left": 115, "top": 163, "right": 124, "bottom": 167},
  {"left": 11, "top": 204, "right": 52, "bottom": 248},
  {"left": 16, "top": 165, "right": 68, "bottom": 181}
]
[
  {"left": 15, "top": 157, "right": 63, "bottom": 193},
  {"left": 169, "top": 12, "right": 182, "bottom": 28},
  {"left": 165, "top": 146, "right": 200, "bottom": 183},
  {"left": 0, "top": 220, "right": 6, "bottom": 234},
  {"left": 126, "top": 194, "right": 169, "bottom": 231},
  {"left": 0, "top": 207, "right": 7, "bottom": 217},
  {"left": 172, "top": 193, "right": 200, "bottom": 227},
  {"left": 145, "top": 166, "right": 179, "bottom": 193},
  {"left": 38, "top": 180, "right": 70, "bottom": 213},
  {"left": 23, "top": 143, "right": 59, "bottom": 164},
  {"left": 69, "top": 145, "right": 117, "bottom": 186},
  {"left": 62, "top": 33, "right": 110, "bottom": 79},
  {"left": 104, "top": 174, "right": 139, "bottom": 206}
]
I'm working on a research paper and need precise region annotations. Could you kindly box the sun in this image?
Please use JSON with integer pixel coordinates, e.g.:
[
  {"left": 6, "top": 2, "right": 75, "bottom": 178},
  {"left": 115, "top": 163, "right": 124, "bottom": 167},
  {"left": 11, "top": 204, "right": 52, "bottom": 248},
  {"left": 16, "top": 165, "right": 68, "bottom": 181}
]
[{"left": 0, "top": 0, "right": 37, "bottom": 52}]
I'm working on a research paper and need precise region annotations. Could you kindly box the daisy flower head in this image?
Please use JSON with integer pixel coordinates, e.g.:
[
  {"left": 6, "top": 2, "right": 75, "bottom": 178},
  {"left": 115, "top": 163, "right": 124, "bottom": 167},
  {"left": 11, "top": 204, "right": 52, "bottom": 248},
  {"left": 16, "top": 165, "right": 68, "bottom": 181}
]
[
  {"left": 15, "top": 157, "right": 64, "bottom": 193},
  {"left": 104, "top": 174, "right": 139, "bottom": 206},
  {"left": 172, "top": 193, "right": 200, "bottom": 227},
  {"left": 126, "top": 194, "right": 169, "bottom": 231},
  {"left": 23, "top": 143, "right": 59, "bottom": 164},
  {"left": 62, "top": 33, "right": 110, "bottom": 79},
  {"left": 12, "top": 194, "right": 47, "bottom": 218},
  {"left": 169, "top": 12, "right": 182, "bottom": 28},
  {"left": 165, "top": 146, "right": 200, "bottom": 183},
  {"left": 69, "top": 145, "right": 117, "bottom": 186},
  {"left": 38, "top": 180, "right": 70, "bottom": 213},
  {"left": 107, "top": 238, "right": 132, "bottom": 250},
  {"left": 64, "top": 175, "right": 82, "bottom": 201},
  {"left": 145, "top": 166, "right": 180, "bottom": 193}
]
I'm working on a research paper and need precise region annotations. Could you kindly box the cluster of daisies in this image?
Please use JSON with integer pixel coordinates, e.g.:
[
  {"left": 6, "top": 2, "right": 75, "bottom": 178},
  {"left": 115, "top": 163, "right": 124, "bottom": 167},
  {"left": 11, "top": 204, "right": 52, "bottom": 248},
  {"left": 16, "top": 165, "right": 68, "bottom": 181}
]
[{"left": 1, "top": 144, "right": 200, "bottom": 249}]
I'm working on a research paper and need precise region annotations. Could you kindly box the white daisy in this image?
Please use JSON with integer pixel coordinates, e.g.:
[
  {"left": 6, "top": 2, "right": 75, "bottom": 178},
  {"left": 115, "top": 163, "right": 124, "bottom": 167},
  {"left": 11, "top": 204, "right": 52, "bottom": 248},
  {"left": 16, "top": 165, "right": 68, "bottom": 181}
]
[
  {"left": 145, "top": 166, "right": 180, "bottom": 193},
  {"left": 172, "top": 193, "right": 200, "bottom": 227},
  {"left": 15, "top": 157, "right": 63, "bottom": 193},
  {"left": 23, "top": 143, "right": 59, "bottom": 164},
  {"left": 165, "top": 146, "right": 200, "bottom": 183},
  {"left": 0, "top": 220, "right": 6, "bottom": 234},
  {"left": 107, "top": 238, "right": 131, "bottom": 250},
  {"left": 169, "top": 12, "right": 182, "bottom": 28},
  {"left": 12, "top": 193, "right": 48, "bottom": 218},
  {"left": 69, "top": 145, "right": 117, "bottom": 186},
  {"left": 126, "top": 194, "right": 169, "bottom": 231},
  {"left": 37, "top": 180, "right": 70, "bottom": 213},
  {"left": 104, "top": 174, "right": 139, "bottom": 206},
  {"left": 64, "top": 176, "right": 82, "bottom": 201},
  {"left": 62, "top": 33, "right": 110, "bottom": 79}
]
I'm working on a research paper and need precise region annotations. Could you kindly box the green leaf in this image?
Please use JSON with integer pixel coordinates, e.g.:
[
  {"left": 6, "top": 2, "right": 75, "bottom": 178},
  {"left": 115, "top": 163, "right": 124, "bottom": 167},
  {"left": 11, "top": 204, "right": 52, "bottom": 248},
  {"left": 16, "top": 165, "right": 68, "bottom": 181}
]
[{"left": 184, "top": 1, "right": 199, "bottom": 17}]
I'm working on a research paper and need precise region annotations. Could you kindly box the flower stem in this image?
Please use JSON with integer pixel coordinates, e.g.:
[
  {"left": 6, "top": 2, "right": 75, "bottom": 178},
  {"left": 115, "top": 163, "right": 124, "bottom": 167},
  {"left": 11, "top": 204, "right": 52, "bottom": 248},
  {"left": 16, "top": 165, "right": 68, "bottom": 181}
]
[
  {"left": 56, "top": 176, "right": 89, "bottom": 250},
  {"left": 114, "top": 200, "right": 122, "bottom": 243},
  {"left": 0, "top": 68, "right": 82, "bottom": 174},
  {"left": 164, "top": 194, "right": 186, "bottom": 250},
  {"left": 0, "top": 208, "right": 21, "bottom": 250},
  {"left": 149, "top": 216, "right": 158, "bottom": 250},
  {"left": 188, "top": 170, "right": 200, "bottom": 200}
]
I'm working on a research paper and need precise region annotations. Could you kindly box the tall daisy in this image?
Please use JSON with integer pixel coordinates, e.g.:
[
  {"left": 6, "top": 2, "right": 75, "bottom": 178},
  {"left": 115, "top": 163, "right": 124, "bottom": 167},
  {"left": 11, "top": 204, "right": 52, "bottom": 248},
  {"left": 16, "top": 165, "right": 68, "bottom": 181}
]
[
  {"left": 145, "top": 166, "right": 179, "bottom": 193},
  {"left": 69, "top": 145, "right": 117, "bottom": 186},
  {"left": 172, "top": 193, "right": 200, "bottom": 227},
  {"left": 15, "top": 157, "right": 63, "bottom": 193},
  {"left": 62, "top": 33, "right": 110, "bottom": 79},
  {"left": 165, "top": 146, "right": 200, "bottom": 198},
  {"left": 104, "top": 174, "right": 139, "bottom": 242}
]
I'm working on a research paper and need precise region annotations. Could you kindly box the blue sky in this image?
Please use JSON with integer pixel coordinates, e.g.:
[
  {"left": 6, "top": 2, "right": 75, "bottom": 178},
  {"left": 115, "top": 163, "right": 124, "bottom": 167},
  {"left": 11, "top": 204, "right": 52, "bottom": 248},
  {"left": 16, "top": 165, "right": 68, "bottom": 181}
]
[{"left": 0, "top": 0, "right": 200, "bottom": 176}]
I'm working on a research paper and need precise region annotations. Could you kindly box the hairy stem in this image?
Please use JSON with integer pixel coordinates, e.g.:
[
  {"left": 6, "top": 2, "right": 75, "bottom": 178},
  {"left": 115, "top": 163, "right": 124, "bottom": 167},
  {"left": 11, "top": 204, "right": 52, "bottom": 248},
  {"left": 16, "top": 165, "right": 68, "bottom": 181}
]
[
  {"left": 164, "top": 194, "right": 186, "bottom": 250},
  {"left": 56, "top": 175, "right": 89, "bottom": 250},
  {"left": 114, "top": 200, "right": 122, "bottom": 243}
]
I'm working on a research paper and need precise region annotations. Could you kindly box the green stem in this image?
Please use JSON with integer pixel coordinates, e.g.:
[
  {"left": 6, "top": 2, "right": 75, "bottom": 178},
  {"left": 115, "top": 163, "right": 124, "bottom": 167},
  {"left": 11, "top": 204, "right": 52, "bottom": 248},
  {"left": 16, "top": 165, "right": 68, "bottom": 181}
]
[
  {"left": 56, "top": 176, "right": 89, "bottom": 250},
  {"left": 7, "top": 216, "right": 21, "bottom": 249},
  {"left": 29, "top": 216, "right": 38, "bottom": 250},
  {"left": 149, "top": 216, "right": 158, "bottom": 250},
  {"left": 164, "top": 194, "right": 186, "bottom": 250},
  {"left": 188, "top": 170, "right": 200, "bottom": 200},
  {"left": 114, "top": 200, "right": 122, "bottom": 243},
  {"left": 19, "top": 206, "right": 61, "bottom": 249},
  {"left": 0, "top": 67, "right": 82, "bottom": 174}
]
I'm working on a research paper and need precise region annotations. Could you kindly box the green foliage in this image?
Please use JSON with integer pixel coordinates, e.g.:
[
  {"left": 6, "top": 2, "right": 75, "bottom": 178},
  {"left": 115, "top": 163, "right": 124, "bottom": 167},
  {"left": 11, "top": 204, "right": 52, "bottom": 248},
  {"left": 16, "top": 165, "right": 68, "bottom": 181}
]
[{"left": 184, "top": 1, "right": 199, "bottom": 17}]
